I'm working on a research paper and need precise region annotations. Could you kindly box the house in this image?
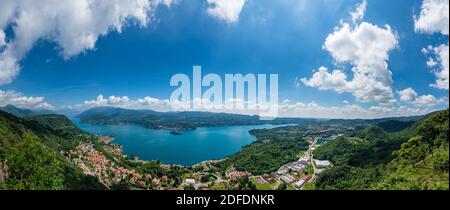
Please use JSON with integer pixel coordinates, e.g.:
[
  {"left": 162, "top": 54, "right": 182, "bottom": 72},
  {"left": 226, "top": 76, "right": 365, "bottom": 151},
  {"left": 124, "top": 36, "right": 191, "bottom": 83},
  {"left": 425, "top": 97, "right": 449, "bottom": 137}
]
[
  {"left": 226, "top": 171, "right": 250, "bottom": 181},
  {"left": 299, "top": 156, "right": 310, "bottom": 165},
  {"left": 293, "top": 180, "right": 305, "bottom": 188},
  {"left": 185, "top": 179, "right": 196, "bottom": 186},
  {"left": 314, "top": 160, "right": 332, "bottom": 169},
  {"left": 280, "top": 175, "right": 295, "bottom": 184},
  {"left": 277, "top": 168, "right": 289, "bottom": 175},
  {"left": 291, "top": 165, "right": 304, "bottom": 172},
  {"left": 152, "top": 178, "right": 160, "bottom": 187}
]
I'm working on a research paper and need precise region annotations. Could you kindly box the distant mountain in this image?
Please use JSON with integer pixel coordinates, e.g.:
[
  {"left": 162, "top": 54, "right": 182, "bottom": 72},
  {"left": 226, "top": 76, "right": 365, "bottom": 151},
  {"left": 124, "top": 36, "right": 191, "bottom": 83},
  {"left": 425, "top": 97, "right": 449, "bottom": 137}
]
[
  {"left": 53, "top": 108, "right": 84, "bottom": 118},
  {"left": 77, "top": 106, "right": 263, "bottom": 130},
  {"left": 376, "top": 120, "right": 416, "bottom": 132},
  {"left": 0, "top": 104, "right": 54, "bottom": 118},
  {"left": 323, "top": 115, "right": 423, "bottom": 126},
  {"left": 77, "top": 106, "right": 427, "bottom": 130}
]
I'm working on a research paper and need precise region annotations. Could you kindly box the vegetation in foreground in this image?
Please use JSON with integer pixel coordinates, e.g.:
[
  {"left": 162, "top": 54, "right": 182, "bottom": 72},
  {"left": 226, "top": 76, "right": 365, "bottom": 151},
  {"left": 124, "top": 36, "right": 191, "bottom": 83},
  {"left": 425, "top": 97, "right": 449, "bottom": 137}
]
[
  {"left": 0, "top": 105, "right": 448, "bottom": 190},
  {"left": 313, "top": 110, "right": 449, "bottom": 190}
]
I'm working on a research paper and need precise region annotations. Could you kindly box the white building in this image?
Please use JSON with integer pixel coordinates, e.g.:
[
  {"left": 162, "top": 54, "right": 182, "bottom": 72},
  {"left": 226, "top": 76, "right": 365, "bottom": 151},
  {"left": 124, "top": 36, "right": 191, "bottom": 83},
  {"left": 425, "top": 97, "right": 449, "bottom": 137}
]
[
  {"left": 293, "top": 180, "right": 305, "bottom": 188},
  {"left": 280, "top": 175, "right": 295, "bottom": 184},
  {"left": 299, "top": 156, "right": 310, "bottom": 165},
  {"left": 314, "top": 160, "right": 332, "bottom": 169},
  {"left": 277, "top": 168, "right": 289, "bottom": 175},
  {"left": 185, "top": 179, "right": 196, "bottom": 186},
  {"left": 290, "top": 165, "right": 304, "bottom": 172}
]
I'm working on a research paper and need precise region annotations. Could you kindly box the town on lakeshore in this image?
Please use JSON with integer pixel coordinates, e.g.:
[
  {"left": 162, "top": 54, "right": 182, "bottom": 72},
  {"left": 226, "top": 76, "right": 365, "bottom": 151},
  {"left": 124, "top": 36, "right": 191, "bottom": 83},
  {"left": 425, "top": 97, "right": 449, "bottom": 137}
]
[{"left": 66, "top": 125, "right": 342, "bottom": 190}]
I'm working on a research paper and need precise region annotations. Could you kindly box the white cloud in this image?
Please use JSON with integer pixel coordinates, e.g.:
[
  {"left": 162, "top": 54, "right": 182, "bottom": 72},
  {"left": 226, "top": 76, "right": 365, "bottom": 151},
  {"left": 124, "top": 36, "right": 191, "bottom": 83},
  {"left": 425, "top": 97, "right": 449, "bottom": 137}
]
[
  {"left": 0, "top": 30, "right": 5, "bottom": 47},
  {"left": 398, "top": 88, "right": 417, "bottom": 102},
  {"left": 302, "top": 2, "right": 398, "bottom": 106},
  {"left": 350, "top": 0, "right": 367, "bottom": 23},
  {"left": 426, "top": 57, "right": 438, "bottom": 68},
  {"left": 0, "top": 0, "right": 175, "bottom": 85},
  {"left": 82, "top": 94, "right": 171, "bottom": 111},
  {"left": 414, "top": 0, "right": 449, "bottom": 35},
  {"left": 207, "top": 0, "right": 246, "bottom": 23},
  {"left": 0, "top": 54, "right": 19, "bottom": 84},
  {"left": 0, "top": 89, "right": 54, "bottom": 109},
  {"left": 301, "top": 67, "right": 348, "bottom": 93},
  {"left": 427, "top": 44, "right": 449, "bottom": 90},
  {"left": 76, "top": 94, "right": 441, "bottom": 119},
  {"left": 414, "top": 94, "right": 439, "bottom": 106},
  {"left": 398, "top": 87, "right": 440, "bottom": 107},
  {"left": 278, "top": 100, "right": 429, "bottom": 119},
  {"left": 415, "top": 0, "right": 449, "bottom": 90}
]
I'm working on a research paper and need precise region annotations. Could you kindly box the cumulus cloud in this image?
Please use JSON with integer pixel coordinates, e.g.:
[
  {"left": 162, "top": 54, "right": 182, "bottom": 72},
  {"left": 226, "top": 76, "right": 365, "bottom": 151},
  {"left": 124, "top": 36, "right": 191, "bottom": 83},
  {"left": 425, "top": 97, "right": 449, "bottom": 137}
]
[
  {"left": 277, "top": 100, "right": 430, "bottom": 119},
  {"left": 415, "top": 0, "right": 449, "bottom": 90},
  {"left": 414, "top": 94, "right": 440, "bottom": 106},
  {"left": 0, "top": 89, "right": 54, "bottom": 109},
  {"left": 0, "top": 30, "right": 5, "bottom": 47},
  {"left": 398, "top": 87, "right": 440, "bottom": 107},
  {"left": 0, "top": 0, "right": 175, "bottom": 85},
  {"left": 207, "top": 0, "right": 246, "bottom": 23},
  {"left": 81, "top": 94, "right": 171, "bottom": 111},
  {"left": 76, "top": 94, "right": 437, "bottom": 119},
  {"left": 414, "top": 0, "right": 449, "bottom": 35},
  {"left": 423, "top": 44, "right": 449, "bottom": 90},
  {"left": 302, "top": 1, "right": 398, "bottom": 105},
  {"left": 398, "top": 88, "right": 418, "bottom": 102},
  {"left": 301, "top": 67, "right": 348, "bottom": 93}
]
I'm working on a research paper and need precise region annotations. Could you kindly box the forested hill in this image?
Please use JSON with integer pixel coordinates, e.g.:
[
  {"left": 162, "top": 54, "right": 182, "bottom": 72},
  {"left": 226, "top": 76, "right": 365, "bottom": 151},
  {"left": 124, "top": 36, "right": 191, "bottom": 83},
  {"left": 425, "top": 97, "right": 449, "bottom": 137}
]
[
  {"left": 77, "top": 106, "right": 263, "bottom": 130},
  {"left": 0, "top": 110, "right": 105, "bottom": 190},
  {"left": 77, "top": 106, "right": 424, "bottom": 130},
  {"left": 0, "top": 105, "right": 54, "bottom": 117},
  {"left": 313, "top": 109, "right": 449, "bottom": 190}
]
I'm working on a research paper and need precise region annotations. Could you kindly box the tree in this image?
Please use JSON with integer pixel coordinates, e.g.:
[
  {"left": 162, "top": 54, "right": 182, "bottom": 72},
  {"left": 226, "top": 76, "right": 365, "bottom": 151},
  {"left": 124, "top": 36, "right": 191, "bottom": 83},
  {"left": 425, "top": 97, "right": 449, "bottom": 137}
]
[
  {"left": 201, "top": 175, "right": 210, "bottom": 183},
  {"left": 5, "top": 133, "right": 65, "bottom": 190},
  {"left": 278, "top": 183, "right": 287, "bottom": 190}
]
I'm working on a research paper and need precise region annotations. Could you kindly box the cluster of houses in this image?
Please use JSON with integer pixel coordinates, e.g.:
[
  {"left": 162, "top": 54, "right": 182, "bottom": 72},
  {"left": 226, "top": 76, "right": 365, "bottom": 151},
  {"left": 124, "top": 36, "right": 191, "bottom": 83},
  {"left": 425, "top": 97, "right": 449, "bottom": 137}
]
[
  {"left": 277, "top": 153, "right": 312, "bottom": 176},
  {"left": 182, "top": 171, "right": 253, "bottom": 190},
  {"left": 276, "top": 149, "right": 333, "bottom": 189},
  {"left": 314, "top": 160, "right": 332, "bottom": 169},
  {"left": 69, "top": 142, "right": 149, "bottom": 188},
  {"left": 226, "top": 171, "right": 251, "bottom": 181},
  {"left": 97, "top": 135, "right": 115, "bottom": 144}
]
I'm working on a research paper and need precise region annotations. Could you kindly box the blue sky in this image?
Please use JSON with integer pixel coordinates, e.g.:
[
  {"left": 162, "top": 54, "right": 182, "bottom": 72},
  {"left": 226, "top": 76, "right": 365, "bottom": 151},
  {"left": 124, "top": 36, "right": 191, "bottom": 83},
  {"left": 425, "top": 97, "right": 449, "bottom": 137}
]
[{"left": 0, "top": 0, "right": 448, "bottom": 118}]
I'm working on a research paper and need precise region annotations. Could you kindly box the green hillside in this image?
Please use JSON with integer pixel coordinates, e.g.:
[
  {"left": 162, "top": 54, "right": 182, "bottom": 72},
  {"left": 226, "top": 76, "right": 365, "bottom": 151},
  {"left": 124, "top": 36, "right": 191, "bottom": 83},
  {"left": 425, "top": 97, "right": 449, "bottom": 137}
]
[
  {"left": 77, "top": 106, "right": 263, "bottom": 130},
  {"left": 0, "top": 105, "right": 53, "bottom": 117},
  {"left": 313, "top": 110, "right": 449, "bottom": 190},
  {"left": 0, "top": 111, "right": 105, "bottom": 190}
]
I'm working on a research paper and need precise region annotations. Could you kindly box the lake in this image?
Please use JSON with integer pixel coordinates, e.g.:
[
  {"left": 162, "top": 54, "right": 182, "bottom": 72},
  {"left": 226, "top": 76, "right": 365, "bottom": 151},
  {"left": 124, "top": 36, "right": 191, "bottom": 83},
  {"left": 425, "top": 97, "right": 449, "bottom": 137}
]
[{"left": 72, "top": 119, "right": 280, "bottom": 166}]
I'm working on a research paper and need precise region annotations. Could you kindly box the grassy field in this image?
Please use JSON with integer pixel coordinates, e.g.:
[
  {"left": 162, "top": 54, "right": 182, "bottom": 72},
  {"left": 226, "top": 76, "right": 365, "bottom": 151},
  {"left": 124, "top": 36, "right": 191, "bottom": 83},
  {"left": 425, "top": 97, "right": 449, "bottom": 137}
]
[
  {"left": 210, "top": 182, "right": 229, "bottom": 190},
  {"left": 251, "top": 177, "right": 281, "bottom": 190}
]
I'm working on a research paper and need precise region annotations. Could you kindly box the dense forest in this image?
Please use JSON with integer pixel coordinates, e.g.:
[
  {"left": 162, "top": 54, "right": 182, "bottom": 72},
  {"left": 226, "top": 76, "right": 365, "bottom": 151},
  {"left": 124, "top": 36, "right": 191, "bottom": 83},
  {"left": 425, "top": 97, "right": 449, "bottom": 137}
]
[
  {"left": 218, "top": 126, "right": 311, "bottom": 175},
  {"left": 0, "top": 110, "right": 105, "bottom": 190},
  {"left": 313, "top": 110, "right": 449, "bottom": 190}
]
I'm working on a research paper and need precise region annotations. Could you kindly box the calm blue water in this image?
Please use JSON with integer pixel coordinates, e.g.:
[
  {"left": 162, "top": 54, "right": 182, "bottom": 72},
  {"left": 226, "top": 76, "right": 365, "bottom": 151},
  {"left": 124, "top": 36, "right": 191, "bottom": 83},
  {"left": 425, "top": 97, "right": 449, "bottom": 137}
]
[{"left": 72, "top": 119, "right": 279, "bottom": 166}]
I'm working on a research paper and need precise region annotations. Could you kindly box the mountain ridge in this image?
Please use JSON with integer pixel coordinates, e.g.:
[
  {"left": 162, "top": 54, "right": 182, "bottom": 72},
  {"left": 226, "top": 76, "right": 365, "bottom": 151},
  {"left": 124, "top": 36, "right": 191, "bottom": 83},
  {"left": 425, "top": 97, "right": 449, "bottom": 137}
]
[
  {"left": 76, "top": 106, "right": 429, "bottom": 130},
  {"left": 0, "top": 104, "right": 54, "bottom": 118}
]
